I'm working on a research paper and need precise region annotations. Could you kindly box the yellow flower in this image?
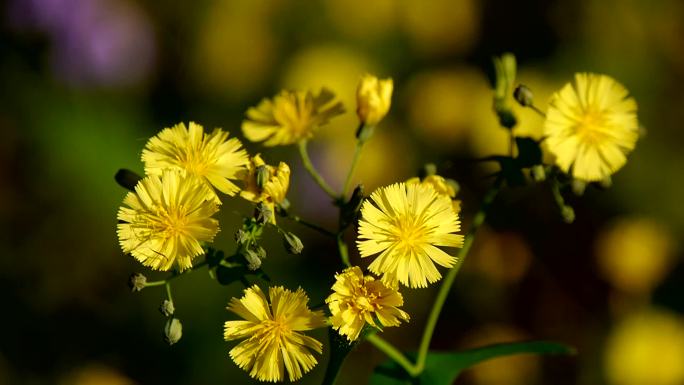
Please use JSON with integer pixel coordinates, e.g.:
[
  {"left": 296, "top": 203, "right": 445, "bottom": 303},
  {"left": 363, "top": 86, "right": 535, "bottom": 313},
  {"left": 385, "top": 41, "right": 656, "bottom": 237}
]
[
  {"left": 242, "top": 88, "right": 345, "bottom": 146},
  {"left": 356, "top": 74, "right": 393, "bottom": 126},
  {"left": 224, "top": 285, "right": 326, "bottom": 382},
  {"left": 544, "top": 73, "right": 639, "bottom": 181},
  {"left": 117, "top": 170, "right": 219, "bottom": 271},
  {"left": 326, "top": 266, "right": 409, "bottom": 342},
  {"left": 406, "top": 174, "right": 461, "bottom": 214},
  {"left": 142, "top": 122, "right": 249, "bottom": 198},
  {"left": 357, "top": 182, "right": 464, "bottom": 288},
  {"left": 239, "top": 154, "right": 290, "bottom": 223}
]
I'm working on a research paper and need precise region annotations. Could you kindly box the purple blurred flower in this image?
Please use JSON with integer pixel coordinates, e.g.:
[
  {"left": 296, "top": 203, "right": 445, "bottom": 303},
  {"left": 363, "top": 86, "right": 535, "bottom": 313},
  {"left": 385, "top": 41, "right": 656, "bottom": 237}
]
[{"left": 9, "top": 0, "right": 156, "bottom": 87}]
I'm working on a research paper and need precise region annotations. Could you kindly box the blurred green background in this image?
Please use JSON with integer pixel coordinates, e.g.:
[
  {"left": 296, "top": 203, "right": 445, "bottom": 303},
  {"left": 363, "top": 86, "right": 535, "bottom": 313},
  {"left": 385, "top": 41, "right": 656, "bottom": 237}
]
[{"left": 2, "top": 0, "right": 684, "bottom": 384}]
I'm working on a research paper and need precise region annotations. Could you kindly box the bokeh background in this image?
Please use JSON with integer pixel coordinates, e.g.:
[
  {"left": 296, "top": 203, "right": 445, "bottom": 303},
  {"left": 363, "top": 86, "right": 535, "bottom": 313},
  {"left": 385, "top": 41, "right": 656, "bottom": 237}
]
[{"left": 2, "top": 0, "right": 684, "bottom": 384}]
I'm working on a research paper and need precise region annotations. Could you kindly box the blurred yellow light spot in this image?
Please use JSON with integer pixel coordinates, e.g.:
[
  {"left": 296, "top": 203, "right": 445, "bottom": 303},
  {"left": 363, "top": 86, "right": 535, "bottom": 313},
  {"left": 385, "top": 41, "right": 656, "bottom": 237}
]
[
  {"left": 596, "top": 217, "right": 676, "bottom": 294},
  {"left": 195, "top": 1, "right": 276, "bottom": 97},
  {"left": 605, "top": 309, "right": 684, "bottom": 385},
  {"left": 469, "top": 229, "right": 533, "bottom": 284},
  {"left": 325, "top": 0, "right": 398, "bottom": 39},
  {"left": 461, "top": 324, "right": 540, "bottom": 385},
  {"left": 406, "top": 68, "right": 490, "bottom": 149},
  {"left": 399, "top": 0, "right": 480, "bottom": 56},
  {"left": 61, "top": 364, "right": 135, "bottom": 385}
]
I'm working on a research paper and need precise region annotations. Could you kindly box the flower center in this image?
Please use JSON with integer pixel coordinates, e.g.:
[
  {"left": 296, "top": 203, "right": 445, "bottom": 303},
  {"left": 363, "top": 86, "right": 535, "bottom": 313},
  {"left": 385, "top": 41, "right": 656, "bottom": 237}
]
[
  {"left": 576, "top": 109, "right": 609, "bottom": 144},
  {"left": 393, "top": 215, "right": 427, "bottom": 250},
  {"left": 159, "top": 207, "right": 189, "bottom": 238},
  {"left": 263, "top": 317, "right": 291, "bottom": 339},
  {"left": 353, "top": 287, "right": 378, "bottom": 312},
  {"left": 180, "top": 150, "right": 208, "bottom": 176}
]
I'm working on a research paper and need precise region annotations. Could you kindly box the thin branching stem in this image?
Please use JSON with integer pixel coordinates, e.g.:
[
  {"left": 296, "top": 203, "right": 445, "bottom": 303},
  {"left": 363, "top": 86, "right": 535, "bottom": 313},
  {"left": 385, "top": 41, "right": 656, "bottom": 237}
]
[
  {"left": 414, "top": 176, "right": 503, "bottom": 373},
  {"left": 297, "top": 140, "right": 339, "bottom": 199},
  {"left": 341, "top": 141, "right": 364, "bottom": 199}
]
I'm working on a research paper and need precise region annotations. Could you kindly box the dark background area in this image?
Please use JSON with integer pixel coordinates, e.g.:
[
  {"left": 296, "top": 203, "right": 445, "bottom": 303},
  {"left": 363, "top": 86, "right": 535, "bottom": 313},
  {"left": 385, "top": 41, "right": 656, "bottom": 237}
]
[{"left": 1, "top": 0, "right": 684, "bottom": 384}]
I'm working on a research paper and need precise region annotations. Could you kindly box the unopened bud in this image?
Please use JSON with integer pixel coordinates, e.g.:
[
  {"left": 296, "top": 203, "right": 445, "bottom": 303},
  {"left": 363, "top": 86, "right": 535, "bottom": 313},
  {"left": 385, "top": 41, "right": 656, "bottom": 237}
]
[
  {"left": 244, "top": 249, "right": 262, "bottom": 271},
  {"left": 531, "top": 165, "right": 546, "bottom": 182},
  {"left": 235, "top": 229, "right": 250, "bottom": 245},
  {"left": 128, "top": 273, "right": 147, "bottom": 292},
  {"left": 599, "top": 176, "right": 612, "bottom": 189},
  {"left": 494, "top": 103, "right": 517, "bottom": 129},
  {"left": 419, "top": 163, "right": 437, "bottom": 179},
  {"left": 445, "top": 179, "right": 460, "bottom": 196},
  {"left": 571, "top": 179, "right": 587, "bottom": 196},
  {"left": 513, "top": 84, "right": 534, "bottom": 107},
  {"left": 277, "top": 198, "right": 291, "bottom": 212},
  {"left": 561, "top": 206, "right": 575, "bottom": 224},
  {"left": 164, "top": 318, "right": 183, "bottom": 345},
  {"left": 254, "top": 245, "right": 267, "bottom": 260},
  {"left": 159, "top": 299, "right": 175, "bottom": 317},
  {"left": 282, "top": 232, "right": 304, "bottom": 255},
  {"left": 115, "top": 169, "right": 142, "bottom": 191},
  {"left": 355, "top": 124, "right": 375, "bottom": 143},
  {"left": 356, "top": 74, "right": 393, "bottom": 127},
  {"left": 255, "top": 202, "right": 273, "bottom": 225},
  {"left": 256, "top": 165, "right": 270, "bottom": 189}
]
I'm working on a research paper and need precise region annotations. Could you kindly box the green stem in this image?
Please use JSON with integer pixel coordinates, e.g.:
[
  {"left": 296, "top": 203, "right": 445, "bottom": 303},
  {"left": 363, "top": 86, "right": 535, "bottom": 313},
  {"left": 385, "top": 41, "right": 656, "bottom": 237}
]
[
  {"left": 165, "top": 281, "right": 173, "bottom": 303},
  {"left": 341, "top": 141, "right": 364, "bottom": 199},
  {"left": 530, "top": 104, "right": 546, "bottom": 117},
  {"left": 283, "top": 213, "right": 336, "bottom": 237},
  {"left": 414, "top": 177, "right": 503, "bottom": 374},
  {"left": 297, "top": 140, "right": 339, "bottom": 199},
  {"left": 366, "top": 334, "right": 420, "bottom": 377},
  {"left": 336, "top": 233, "right": 351, "bottom": 268},
  {"left": 143, "top": 260, "right": 209, "bottom": 287}
]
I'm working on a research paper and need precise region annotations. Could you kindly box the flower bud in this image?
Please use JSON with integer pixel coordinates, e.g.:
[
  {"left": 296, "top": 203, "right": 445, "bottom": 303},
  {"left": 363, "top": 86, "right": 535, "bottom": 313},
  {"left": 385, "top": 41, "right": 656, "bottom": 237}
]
[
  {"left": 419, "top": 163, "right": 437, "bottom": 179},
  {"left": 282, "top": 232, "right": 304, "bottom": 255},
  {"left": 159, "top": 299, "right": 175, "bottom": 317},
  {"left": 514, "top": 84, "right": 534, "bottom": 107},
  {"left": 256, "top": 165, "right": 270, "bottom": 190},
  {"left": 255, "top": 202, "right": 273, "bottom": 225},
  {"left": 244, "top": 249, "right": 262, "bottom": 271},
  {"left": 572, "top": 179, "right": 587, "bottom": 196},
  {"left": 561, "top": 206, "right": 575, "bottom": 224},
  {"left": 115, "top": 169, "right": 142, "bottom": 191},
  {"left": 164, "top": 318, "right": 183, "bottom": 345},
  {"left": 234, "top": 229, "right": 250, "bottom": 246},
  {"left": 340, "top": 185, "right": 365, "bottom": 229},
  {"left": 356, "top": 74, "right": 393, "bottom": 127},
  {"left": 599, "top": 175, "right": 613, "bottom": 189},
  {"left": 128, "top": 273, "right": 147, "bottom": 292},
  {"left": 531, "top": 165, "right": 546, "bottom": 182}
]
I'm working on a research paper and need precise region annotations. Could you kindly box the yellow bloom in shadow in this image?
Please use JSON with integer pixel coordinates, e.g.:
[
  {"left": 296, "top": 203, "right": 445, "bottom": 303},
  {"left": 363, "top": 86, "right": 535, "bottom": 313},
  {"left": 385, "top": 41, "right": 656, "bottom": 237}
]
[
  {"left": 242, "top": 88, "right": 345, "bottom": 146},
  {"left": 239, "top": 154, "right": 291, "bottom": 224},
  {"left": 357, "top": 183, "right": 464, "bottom": 288},
  {"left": 406, "top": 174, "right": 461, "bottom": 214},
  {"left": 224, "top": 285, "right": 326, "bottom": 382},
  {"left": 117, "top": 170, "right": 219, "bottom": 271},
  {"left": 142, "top": 122, "right": 249, "bottom": 198},
  {"left": 544, "top": 73, "right": 639, "bottom": 181},
  {"left": 356, "top": 74, "right": 393, "bottom": 127},
  {"left": 326, "top": 266, "right": 409, "bottom": 341}
]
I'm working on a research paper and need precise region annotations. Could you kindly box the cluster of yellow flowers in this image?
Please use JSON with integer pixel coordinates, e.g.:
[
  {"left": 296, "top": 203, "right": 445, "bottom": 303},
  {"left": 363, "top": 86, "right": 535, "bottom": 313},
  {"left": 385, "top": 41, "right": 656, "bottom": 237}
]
[{"left": 117, "top": 68, "right": 640, "bottom": 382}]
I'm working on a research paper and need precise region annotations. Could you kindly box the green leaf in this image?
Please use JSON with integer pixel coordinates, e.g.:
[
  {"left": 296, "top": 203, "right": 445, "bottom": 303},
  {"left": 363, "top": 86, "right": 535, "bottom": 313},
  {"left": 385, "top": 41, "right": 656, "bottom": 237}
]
[{"left": 370, "top": 341, "right": 574, "bottom": 385}]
